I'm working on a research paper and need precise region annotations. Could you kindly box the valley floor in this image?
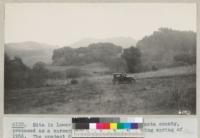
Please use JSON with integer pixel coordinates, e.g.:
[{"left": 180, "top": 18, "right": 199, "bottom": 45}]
[{"left": 4, "top": 65, "right": 196, "bottom": 114}]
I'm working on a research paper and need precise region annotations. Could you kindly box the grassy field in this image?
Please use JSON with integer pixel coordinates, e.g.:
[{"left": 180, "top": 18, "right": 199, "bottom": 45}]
[
  {"left": 46, "top": 62, "right": 110, "bottom": 74},
  {"left": 4, "top": 65, "right": 196, "bottom": 114}
]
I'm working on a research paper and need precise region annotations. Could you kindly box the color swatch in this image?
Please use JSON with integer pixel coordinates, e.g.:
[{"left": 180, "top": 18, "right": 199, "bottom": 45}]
[{"left": 72, "top": 117, "right": 143, "bottom": 130}]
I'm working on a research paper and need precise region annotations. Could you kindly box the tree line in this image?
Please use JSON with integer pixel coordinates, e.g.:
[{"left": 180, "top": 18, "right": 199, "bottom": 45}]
[
  {"left": 5, "top": 28, "right": 196, "bottom": 89},
  {"left": 52, "top": 28, "right": 196, "bottom": 73}
]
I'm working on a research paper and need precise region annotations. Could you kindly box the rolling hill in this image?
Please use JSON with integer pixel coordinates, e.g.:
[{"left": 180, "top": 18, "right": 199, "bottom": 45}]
[
  {"left": 69, "top": 37, "right": 137, "bottom": 48},
  {"left": 5, "top": 41, "right": 55, "bottom": 67}
]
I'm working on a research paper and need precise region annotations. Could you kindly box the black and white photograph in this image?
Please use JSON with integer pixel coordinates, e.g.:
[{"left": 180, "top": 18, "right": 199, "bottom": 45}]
[{"left": 4, "top": 3, "right": 196, "bottom": 114}]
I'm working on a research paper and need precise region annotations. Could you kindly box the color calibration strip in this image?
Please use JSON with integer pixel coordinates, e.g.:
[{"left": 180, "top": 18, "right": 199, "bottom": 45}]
[
  {"left": 72, "top": 117, "right": 143, "bottom": 130},
  {"left": 72, "top": 117, "right": 143, "bottom": 123},
  {"left": 72, "top": 117, "right": 143, "bottom": 137},
  {"left": 73, "top": 123, "right": 142, "bottom": 130}
]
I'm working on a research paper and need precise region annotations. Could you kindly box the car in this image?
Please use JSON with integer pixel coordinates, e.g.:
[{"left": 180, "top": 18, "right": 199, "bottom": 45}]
[{"left": 112, "top": 73, "right": 136, "bottom": 84}]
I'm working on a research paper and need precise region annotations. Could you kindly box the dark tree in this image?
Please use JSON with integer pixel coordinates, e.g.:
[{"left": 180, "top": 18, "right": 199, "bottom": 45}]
[
  {"left": 28, "top": 62, "right": 50, "bottom": 87},
  {"left": 121, "top": 47, "right": 141, "bottom": 73},
  {"left": 4, "top": 55, "right": 30, "bottom": 89},
  {"left": 4, "top": 55, "right": 50, "bottom": 89}
]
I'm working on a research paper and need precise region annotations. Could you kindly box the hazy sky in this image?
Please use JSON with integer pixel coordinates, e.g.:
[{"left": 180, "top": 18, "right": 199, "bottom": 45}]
[{"left": 5, "top": 3, "right": 196, "bottom": 46}]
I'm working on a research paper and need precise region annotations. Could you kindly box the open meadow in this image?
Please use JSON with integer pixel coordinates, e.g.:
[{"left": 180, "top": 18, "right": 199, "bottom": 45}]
[{"left": 4, "top": 65, "right": 196, "bottom": 114}]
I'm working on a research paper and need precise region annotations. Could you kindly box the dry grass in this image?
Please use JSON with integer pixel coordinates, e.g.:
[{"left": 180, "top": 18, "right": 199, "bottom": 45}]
[
  {"left": 4, "top": 65, "right": 196, "bottom": 114},
  {"left": 5, "top": 75, "right": 195, "bottom": 114},
  {"left": 130, "top": 65, "right": 195, "bottom": 79},
  {"left": 46, "top": 62, "right": 110, "bottom": 76}
]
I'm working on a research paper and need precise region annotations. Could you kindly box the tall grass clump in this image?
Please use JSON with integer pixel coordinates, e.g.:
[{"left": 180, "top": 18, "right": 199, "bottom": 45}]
[{"left": 166, "top": 87, "right": 196, "bottom": 114}]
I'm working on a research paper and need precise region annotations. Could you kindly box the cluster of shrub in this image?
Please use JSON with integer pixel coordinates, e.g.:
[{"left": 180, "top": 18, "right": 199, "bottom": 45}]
[
  {"left": 5, "top": 54, "right": 50, "bottom": 89},
  {"left": 5, "top": 54, "right": 87, "bottom": 89}
]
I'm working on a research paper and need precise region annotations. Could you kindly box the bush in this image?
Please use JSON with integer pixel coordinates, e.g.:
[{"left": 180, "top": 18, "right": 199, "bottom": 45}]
[
  {"left": 152, "top": 65, "right": 158, "bottom": 71},
  {"left": 71, "top": 79, "right": 78, "bottom": 85},
  {"left": 28, "top": 62, "right": 50, "bottom": 87}
]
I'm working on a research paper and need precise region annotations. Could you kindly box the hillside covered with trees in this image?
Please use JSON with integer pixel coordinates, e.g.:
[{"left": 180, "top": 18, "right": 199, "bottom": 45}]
[
  {"left": 4, "top": 28, "right": 196, "bottom": 88},
  {"left": 5, "top": 41, "right": 55, "bottom": 67},
  {"left": 52, "top": 42, "right": 122, "bottom": 65},
  {"left": 137, "top": 28, "right": 196, "bottom": 70},
  {"left": 52, "top": 28, "right": 196, "bottom": 73},
  {"left": 52, "top": 42, "right": 127, "bottom": 72}
]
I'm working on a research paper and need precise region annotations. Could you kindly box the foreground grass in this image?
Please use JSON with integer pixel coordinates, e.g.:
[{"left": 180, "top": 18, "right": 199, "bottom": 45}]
[{"left": 5, "top": 73, "right": 195, "bottom": 114}]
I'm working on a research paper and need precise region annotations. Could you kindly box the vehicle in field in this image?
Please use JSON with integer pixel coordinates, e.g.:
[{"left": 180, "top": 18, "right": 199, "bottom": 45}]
[{"left": 112, "top": 73, "right": 136, "bottom": 84}]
